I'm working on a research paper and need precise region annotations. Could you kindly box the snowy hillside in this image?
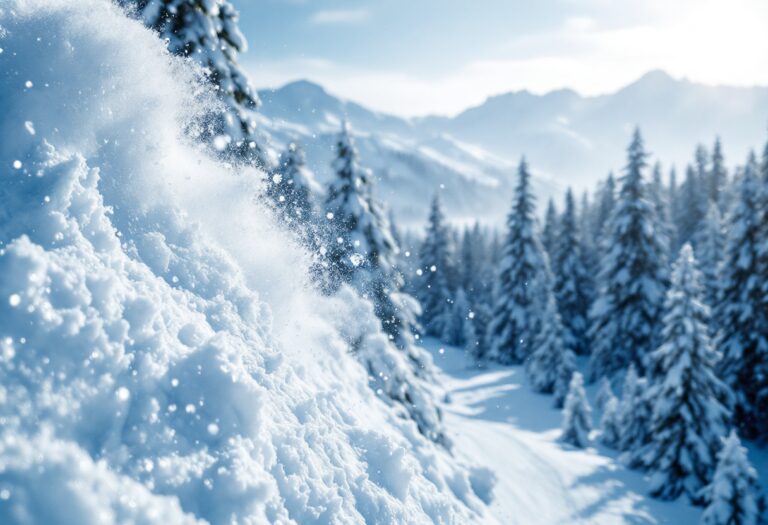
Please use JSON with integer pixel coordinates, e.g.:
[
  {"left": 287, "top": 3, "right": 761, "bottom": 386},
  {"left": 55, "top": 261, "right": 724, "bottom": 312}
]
[{"left": 0, "top": 2, "right": 494, "bottom": 522}]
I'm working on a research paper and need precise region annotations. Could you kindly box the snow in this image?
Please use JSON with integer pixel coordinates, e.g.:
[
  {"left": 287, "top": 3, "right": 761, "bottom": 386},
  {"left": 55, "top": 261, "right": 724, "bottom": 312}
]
[
  {"left": 0, "top": 1, "right": 487, "bottom": 522},
  {"left": 422, "top": 338, "right": 704, "bottom": 525}
]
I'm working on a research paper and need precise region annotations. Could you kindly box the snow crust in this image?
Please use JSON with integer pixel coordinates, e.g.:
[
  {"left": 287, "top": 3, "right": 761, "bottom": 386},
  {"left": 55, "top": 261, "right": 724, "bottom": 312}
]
[{"left": 0, "top": 1, "right": 488, "bottom": 522}]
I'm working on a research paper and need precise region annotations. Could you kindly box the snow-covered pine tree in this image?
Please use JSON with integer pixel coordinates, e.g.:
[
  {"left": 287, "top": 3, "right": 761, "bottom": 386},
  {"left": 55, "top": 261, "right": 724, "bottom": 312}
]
[
  {"left": 554, "top": 341, "right": 577, "bottom": 409},
  {"left": 668, "top": 166, "right": 680, "bottom": 248},
  {"left": 717, "top": 151, "right": 768, "bottom": 439},
  {"left": 710, "top": 137, "right": 728, "bottom": 210},
  {"left": 267, "top": 142, "right": 314, "bottom": 230},
  {"left": 578, "top": 191, "right": 599, "bottom": 305},
  {"left": 617, "top": 363, "right": 652, "bottom": 455},
  {"left": 488, "top": 158, "right": 552, "bottom": 363},
  {"left": 415, "top": 194, "right": 454, "bottom": 338},
  {"left": 552, "top": 188, "right": 592, "bottom": 355},
  {"left": 542, "top": 198, "right": 558, "bottom": 259},
  {"left": 650, "top": 161, "right": 674, "bottom": 254},
  {"left": 695, "top": 200, "right": 724, "bottom": 330},
  {"left": 126, "top": 0, "right": 264, "bottom": 164},
  {"left": 592, "top": 173, "right": 616, "bottom": 245},
  {"left": 462, "top": 310, "right": 480, "bottom": 359},
  {"left": 589, "top": 129, "right": 669, "bottom": 380},
  {"left": 677, "top": 163, "right": 708, "bottom": 249},
  {"left": 560, "top": 372, "right": 592, "bottom": 448},
  {"left": 641, "top": 244, "right": 731, "bottom": 503},
  {"left": 443, "top": 287, "right": 471, "bottom": 346},
  {"left": 525, "top": 295, "right": 574, "bottom": 395},
  {"left": 595, "top": 377, "right": 615, "bottom": 412},
  {"left": 600, "top": 394, "right": 622, "bottom": 449},
  {"left": 700, "top": 431, "right": 765, "bottom": 525}
]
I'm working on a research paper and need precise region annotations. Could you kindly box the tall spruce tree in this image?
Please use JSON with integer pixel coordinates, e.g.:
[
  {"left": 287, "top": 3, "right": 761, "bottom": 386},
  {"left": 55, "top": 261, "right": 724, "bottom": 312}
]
[
  {"left": 488, "top": 159, "right": 552, "bottom": 363},
  {"left": 695, "top": 200, "right": 724, "bottom": 331},
  {"left": 126, "top": 0, "right": 264, "bottom": 164},
  {"left": 617, "top": 363, "right": 653, "bottom": 457},
  {"left": 650, "top": 161, "right": 674, "bottom": 254},
  {"left": 552, "top": 189, "right": 592, "bottom": 355},
  {"left": 641, "top": 245, "right": 731, "bottom": 503},
  {"left": 700, "top": 431, "right": 765, "bottom": 525},
  {"left": 589, "top": 129, "right": 669, "bottom": 380},
  {"left": 710, "top": 137, "right": 727, "bottom": 210},
  {"left": 542, "top": 198, "right": 558, "bottom": 259},
  {"left": 592, "top": 173, "right": 616, "bottom": 245},
  {"left": 416, "top": 194, "right": 454, "bottom": 338},
  {"left": 717, "top": 152, "right": 768, "bottom": 439}
]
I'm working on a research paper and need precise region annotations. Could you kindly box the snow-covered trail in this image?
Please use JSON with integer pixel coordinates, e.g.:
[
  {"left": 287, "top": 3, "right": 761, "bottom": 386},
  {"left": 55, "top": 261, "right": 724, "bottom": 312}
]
[{"left": 422, "top": 339, "right": 701, "bottom": 525}]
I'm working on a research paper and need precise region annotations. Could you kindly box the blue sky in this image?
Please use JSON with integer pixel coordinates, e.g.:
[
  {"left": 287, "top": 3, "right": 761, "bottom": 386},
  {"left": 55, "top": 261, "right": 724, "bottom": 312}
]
[{"left": 234, "top": 0, "right": 768, "bottom": 117}]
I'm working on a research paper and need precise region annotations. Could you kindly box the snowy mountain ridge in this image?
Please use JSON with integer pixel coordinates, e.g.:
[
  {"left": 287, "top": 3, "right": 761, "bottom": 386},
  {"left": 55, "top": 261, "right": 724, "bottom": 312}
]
[{"left": 255, "top": 73, "right": 768, "bottom": 226}]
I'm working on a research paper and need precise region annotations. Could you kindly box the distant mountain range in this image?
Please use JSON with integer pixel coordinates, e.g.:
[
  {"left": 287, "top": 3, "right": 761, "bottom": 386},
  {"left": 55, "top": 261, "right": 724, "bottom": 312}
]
[{"left": 255, "top": 71, "right": 768, "bottom": 227}]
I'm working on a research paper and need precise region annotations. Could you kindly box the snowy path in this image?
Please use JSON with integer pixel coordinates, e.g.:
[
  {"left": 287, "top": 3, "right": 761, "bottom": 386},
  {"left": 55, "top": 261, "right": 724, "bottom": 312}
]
[{"left": 422, "top": 339, "right": 701, "bottom": 525}]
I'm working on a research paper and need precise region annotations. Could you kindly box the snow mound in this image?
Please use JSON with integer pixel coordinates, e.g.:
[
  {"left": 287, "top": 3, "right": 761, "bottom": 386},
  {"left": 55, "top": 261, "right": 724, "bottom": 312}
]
[{"left": 0, "top": 1, "right": 488, "bottom": 523}]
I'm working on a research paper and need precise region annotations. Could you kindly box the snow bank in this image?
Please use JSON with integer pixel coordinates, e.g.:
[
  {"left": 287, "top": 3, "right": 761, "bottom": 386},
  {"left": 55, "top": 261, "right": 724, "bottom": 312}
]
[{"left": 0, "top": 1, "right": 487, "bottom": 522}]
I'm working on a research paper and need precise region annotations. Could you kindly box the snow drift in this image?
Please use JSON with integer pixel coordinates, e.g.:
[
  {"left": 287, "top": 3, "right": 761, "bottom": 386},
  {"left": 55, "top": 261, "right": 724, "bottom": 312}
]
[{"left": 0, "top": 1, "right": 491, "bottom": 522}]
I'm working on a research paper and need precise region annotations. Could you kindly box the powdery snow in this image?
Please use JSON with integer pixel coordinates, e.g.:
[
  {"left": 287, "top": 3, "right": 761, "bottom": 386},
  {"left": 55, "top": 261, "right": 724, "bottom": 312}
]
[{"left": 0, "top": 1, "right": 490, "bottom": 523}]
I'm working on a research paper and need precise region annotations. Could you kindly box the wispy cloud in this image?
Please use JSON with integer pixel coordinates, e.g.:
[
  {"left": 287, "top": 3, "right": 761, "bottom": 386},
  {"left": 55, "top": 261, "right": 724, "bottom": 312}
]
[{"left": 308, "top": 8, "right": 371, "bottom": 25}]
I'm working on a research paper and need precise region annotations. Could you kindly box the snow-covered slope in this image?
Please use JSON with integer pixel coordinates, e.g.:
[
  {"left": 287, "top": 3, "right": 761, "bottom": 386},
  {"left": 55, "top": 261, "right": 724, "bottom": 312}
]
[
  {"left": 424, "top": 338, "right": 719, "bottom": 525},
  {"left": 0, "top": 1, "right": 493, "bottom": 523},
  {"left": 257, "top": 81, "right": 561, "bottom": 227}
]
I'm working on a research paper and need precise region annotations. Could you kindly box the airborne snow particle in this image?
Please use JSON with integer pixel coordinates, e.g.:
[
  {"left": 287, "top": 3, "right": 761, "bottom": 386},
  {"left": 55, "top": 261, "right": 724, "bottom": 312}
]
[
  {"left": 207, "top": 423, "right": 219, "bottom": 435},
  {"left": 24, "top": 80, "right": 33, "bottom": 88},
  {"left": 24, "top": 121, "right": 35, "bottom": 135},
  {"left": 185, "top": 404, "right": 196, "bottom": 414},
  {"left": 12, "top": 160, "right": 22, "bottom": 169},
  {"left": 326, "top": 212, "right": 334, "bottom": 220},
  {"left": 8, "top": 294, "right": 20, "bottom": 307},
  {"left": 416, "top": 269, "right": 423, "bottom": 276},
  {"left": 213, "top": 135, "right": 230, "bottom": 151},
  {"left": 116, "top": 387, "right": 130, "bottom": 401},
  {"left": 430, "top": 265, "right": 437, "bottom": 272},
  {"left": 349, "top": 253, "right": 364, "bottom": 267},
  {"left": 0, "top": 489, "right": 9, "bottom": 500}
]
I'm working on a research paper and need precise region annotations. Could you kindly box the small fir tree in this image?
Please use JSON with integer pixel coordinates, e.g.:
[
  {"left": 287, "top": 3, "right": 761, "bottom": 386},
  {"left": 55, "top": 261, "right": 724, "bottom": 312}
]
[
  {"left": 700, "top": 431, "right": 765, "bottom": 525},
  {"left": 600, "top": 395, "right": 622, "bottom": 449},
  {"left": 560, "top": 372, "right": 592, "bottom": 448}
]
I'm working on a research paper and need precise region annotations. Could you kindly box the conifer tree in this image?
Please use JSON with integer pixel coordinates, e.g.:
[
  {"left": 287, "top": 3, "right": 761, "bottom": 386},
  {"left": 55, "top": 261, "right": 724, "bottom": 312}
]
[
  {"left": 127, "top": 0, "right": 264, "bottom": 164},
  {"left": 717, "top": 152, "right": 768, "bottom": 439},
  {"left": 668, "top": 166, "right": 680, "bottom": 248},
  {"left": 641, "top": 245, "right": 731, "bottom": 502},
  {"left": 542, "top": 198, "right": 558, "bottom": 259},
  {"left": 592, "top": 173, "right": 616, "bottom": 245},
  {"left": 323, "top": 123, "right": 420, "bottom": 353},
  {"left": 701, "top": 431, "right": 765, "bottom": 525},
  {"left": 416, "top": 194, "right": 454, "bottom": 338},
  {"left": 617, "top": 364, "right": 652, "bottom": 455},
  {"left": 552, "top": 189, "right": 592, "bottom": 355},
  {"left": 695, "top": 200, "right": 724, "bottom": 327},
  {"left": 589, "top": 129, "right": 669, "bottom": 380},
  {"left": 560, "top": 372, "right": 592, "bottom": 448},
  {"left": 525, "top": 296, "right": 575, "bottom": 399},
  {"left": 710, "top": 137, "right": 727, "bottom": 210},
  {"left": 595, "top": 377, "right": 615, "bottom": 412},
  {"left": 443, "top": 288, "right": 471, "bottom": 346},
  {"left": 600, "top": 395, "right": 622, "bottom": 449},
  {"left": 488, "top": 159, "right": 552, "bottom": 363},
  {"left": 650, "top": 161, "right": 674, "bottom": 254},
  {"left": 462, "top": 311, "right": 480, "bottom": 359},
  {"left": 267, "top": 142, "right": 314, "bottom": 230}
]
